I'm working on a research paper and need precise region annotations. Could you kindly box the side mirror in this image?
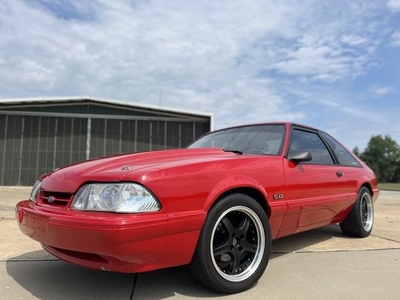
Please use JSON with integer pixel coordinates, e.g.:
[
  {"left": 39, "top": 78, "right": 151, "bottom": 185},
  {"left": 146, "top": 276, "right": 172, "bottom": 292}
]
[{"left": 287, "top": 150, "right": 312, "bottom": 163}]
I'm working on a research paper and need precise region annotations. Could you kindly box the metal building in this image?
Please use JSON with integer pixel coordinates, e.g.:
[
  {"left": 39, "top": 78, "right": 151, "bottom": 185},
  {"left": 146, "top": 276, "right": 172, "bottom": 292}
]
[{"left": 0, "top": 97, "right": 212, "bottom": 186}]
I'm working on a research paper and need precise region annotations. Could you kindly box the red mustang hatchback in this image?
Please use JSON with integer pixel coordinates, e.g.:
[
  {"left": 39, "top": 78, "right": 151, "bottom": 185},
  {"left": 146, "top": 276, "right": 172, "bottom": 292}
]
[{"left": 16, "top": 122, "right": 378, "bottom": 293}]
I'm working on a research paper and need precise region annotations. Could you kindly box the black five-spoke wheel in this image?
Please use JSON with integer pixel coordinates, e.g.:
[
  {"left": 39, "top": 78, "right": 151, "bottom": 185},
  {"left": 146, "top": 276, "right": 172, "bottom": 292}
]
[
  {"left": 190, "top": 193, "right": 271, "bottom": 294},
  {"left": 211, "top": 206, "right": 265, "bottom": 281}
]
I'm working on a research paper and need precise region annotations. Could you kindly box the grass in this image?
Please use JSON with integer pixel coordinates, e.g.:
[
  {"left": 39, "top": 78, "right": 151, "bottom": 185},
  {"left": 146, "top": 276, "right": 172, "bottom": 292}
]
[{"left": 379, "top": 183, "right": 400, "bottom": 191}]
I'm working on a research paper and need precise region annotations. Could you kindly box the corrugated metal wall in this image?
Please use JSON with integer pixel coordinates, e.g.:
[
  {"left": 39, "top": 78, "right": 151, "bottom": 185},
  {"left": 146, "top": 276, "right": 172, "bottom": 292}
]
[{"left": 0, "top": 114, "right": 209, "bottom": 186}]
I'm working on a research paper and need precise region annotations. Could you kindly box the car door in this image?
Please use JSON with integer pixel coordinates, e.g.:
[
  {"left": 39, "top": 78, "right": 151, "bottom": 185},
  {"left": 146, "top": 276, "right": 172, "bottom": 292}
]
[{"left": 278, "top": 127, "right": 352, "bottom": 237}]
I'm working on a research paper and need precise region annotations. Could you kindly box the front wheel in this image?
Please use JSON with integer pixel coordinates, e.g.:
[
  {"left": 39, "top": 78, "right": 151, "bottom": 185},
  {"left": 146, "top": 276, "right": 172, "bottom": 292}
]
[
  {"left": 189, "top": 193, "right": 271, "bottom": 294},
  {"left": 340, "top": 187, "right": 374, "bottom": 237}
]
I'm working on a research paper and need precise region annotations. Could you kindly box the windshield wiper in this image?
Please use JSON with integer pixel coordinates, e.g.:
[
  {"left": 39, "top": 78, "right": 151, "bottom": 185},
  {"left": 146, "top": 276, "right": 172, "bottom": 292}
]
[{"left": 223, "top": 149, "right": 243, "bottom": 155}]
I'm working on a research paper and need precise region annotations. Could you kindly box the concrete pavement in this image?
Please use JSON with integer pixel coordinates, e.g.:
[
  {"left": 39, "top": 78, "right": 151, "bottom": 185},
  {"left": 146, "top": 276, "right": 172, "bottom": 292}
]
[{"left": 1, "top": 188, "right": 399, "bottom": 299}]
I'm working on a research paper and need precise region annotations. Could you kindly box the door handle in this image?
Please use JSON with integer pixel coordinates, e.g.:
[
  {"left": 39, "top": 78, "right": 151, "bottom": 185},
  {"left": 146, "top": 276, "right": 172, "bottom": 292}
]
[{"left": 336, "top": 171, "right": 344, "bottom": 178}]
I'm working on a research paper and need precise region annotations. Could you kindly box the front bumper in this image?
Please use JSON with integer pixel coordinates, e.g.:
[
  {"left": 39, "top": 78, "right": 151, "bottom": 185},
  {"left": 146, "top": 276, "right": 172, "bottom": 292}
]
[{"left": 16, "top": 200, "right": 201, "bottom": 273}]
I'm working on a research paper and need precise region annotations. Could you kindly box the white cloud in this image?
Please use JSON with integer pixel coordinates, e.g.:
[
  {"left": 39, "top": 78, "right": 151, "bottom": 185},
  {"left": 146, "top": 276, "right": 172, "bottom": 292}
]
[
  {"left": 387, "top": 0, "right": 400, "bottom": 11},
  {"left": 0, "top": 0, "right": 398, "bottom": 149},
  {"left": 391, "top": 31, "right": 400, "bottom": 47},
  {"left": 267, "top": 34, "right": 373, "bottom": 82},
  {"left": 341, "top": 34, "right": 367, "bottom": 46},
  {"left": 0, "top": 0, "right": 386, "bottom": 92},
  {"left": 368, "top": 85, "right": 395, "bottom": 96}
]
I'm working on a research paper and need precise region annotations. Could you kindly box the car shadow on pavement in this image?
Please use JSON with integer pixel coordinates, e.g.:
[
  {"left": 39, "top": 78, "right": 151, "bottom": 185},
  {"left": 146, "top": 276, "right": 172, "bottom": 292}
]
[
  {"left": 6, "top": 225, "right": 345, "bottom": 300},
  {"left": 271, "top": 224, "right": 348, "bottom": 256}
]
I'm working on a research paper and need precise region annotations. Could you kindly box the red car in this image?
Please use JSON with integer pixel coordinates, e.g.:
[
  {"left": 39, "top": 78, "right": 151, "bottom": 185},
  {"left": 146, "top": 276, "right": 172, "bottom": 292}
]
[{"left": 16, "top": 122, "right": 379, "bottom": 293}]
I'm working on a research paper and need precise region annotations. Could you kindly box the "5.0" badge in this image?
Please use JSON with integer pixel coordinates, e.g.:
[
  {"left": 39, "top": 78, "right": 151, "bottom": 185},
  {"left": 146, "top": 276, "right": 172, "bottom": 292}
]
[{"left": 273, "top": 194, "right": 284, "bottom": 200}]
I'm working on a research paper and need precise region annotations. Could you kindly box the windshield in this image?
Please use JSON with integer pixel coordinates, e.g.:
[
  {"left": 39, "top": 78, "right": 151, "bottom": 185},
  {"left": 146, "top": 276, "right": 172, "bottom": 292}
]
[{"left": 188, "top": 124, "right": 286, "bottom": 155}]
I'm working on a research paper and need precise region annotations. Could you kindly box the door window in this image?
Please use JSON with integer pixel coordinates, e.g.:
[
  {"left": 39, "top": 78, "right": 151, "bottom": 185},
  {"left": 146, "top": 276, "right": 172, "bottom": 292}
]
[{"left": 289, "top": 130, "right": 334, "bottom": 165}]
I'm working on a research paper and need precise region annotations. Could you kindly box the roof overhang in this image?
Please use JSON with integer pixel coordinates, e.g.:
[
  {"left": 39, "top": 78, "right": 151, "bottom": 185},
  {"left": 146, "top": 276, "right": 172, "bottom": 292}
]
[{"left": 0, "top": 96, "right": 214, "bottom": 129}]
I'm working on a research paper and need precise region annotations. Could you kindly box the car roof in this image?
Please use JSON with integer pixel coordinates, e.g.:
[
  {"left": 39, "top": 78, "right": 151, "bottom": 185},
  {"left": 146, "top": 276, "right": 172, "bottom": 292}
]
[{"left": 212, "top": 122, "right": 319, "bottom": 132}]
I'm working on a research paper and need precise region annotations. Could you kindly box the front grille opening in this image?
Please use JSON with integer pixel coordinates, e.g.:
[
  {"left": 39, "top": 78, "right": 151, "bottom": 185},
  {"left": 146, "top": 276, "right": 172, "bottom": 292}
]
[{"left": 39, "top": 191, "right": 73, "bottom": 208}]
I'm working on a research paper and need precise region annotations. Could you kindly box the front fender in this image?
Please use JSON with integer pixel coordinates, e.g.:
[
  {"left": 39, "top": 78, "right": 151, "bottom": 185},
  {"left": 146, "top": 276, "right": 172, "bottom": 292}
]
[{"left": 203, "top": 175, "right": 269, "bottom": 211}]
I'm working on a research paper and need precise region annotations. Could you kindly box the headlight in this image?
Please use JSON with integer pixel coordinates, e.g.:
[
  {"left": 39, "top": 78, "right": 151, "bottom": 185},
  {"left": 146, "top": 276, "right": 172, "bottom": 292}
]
[
  {"left": 29, "top": 180, "right": 41, "bottom": 203},
  {"left": 71, "top": 183, "right": 161, "bottom": 213}
]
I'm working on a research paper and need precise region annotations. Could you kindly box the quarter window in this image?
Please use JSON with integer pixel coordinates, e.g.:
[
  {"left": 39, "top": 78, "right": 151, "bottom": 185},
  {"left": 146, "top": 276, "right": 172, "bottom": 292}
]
[
  {"left": 289, "top": 130, "right": 334, "bottom": 165},
  {"left": 321, "top": 133, "right": 361, "bottom": 167}
]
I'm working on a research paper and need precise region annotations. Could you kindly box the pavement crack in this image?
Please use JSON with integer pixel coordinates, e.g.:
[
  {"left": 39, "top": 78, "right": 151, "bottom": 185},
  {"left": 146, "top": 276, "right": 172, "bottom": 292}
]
[
  {"left": 3, "top": 259, "right": 60, "bottom": 262},
  {"left": 371, "top": 234, "right": 400, "bottom": 244},
  {"left": 272, "top": 248, "right": 400, "bottom": 255},
  {"left": 129, "top": 274, "right": 139, "bottom": 300}
]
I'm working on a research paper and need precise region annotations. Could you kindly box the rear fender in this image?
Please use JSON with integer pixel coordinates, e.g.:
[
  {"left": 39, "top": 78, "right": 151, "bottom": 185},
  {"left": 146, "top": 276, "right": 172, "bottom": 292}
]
[{"left": 356, "top": 175, "right": 379, "bottom": 202}]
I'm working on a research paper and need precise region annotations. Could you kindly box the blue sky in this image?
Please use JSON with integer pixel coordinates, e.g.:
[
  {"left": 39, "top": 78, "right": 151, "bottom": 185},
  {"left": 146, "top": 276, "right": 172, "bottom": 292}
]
[{"left": 0, "top": 0, "right": 399, "bottom": 151}]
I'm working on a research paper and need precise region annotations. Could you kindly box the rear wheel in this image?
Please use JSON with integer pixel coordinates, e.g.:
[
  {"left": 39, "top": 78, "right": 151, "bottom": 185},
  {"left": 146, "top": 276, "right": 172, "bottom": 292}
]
[
  {"left": 340, "top": 187, "right": 374, "bottom": 237},
  {"left": 189, "top": 193, "right": 271, "bottom": 294}
]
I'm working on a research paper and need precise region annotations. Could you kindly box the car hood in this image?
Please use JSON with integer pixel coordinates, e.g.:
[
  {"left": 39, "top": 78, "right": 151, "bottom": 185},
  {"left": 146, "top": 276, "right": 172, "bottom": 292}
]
[{"left": 40, "top": 148, "right": 241, "bottom": 193}]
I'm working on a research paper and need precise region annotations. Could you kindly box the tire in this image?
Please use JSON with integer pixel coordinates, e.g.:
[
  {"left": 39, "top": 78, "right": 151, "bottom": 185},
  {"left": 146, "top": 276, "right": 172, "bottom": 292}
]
[
  {"left": 189, "top": 193, "right": 271, "bottom": 294},
  {"left": 340, "top": 187, "right": 374, "bottom": 237}
]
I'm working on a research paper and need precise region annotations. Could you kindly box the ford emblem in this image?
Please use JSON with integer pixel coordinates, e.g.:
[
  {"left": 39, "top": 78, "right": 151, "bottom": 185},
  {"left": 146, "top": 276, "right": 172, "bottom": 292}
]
[{"left": 121, "top": 165, "right": 132, "bottom": 170}]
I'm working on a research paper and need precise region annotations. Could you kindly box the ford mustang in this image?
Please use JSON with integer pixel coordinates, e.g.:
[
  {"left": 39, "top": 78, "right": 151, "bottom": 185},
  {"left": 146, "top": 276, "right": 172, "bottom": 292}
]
[{"left": 16, "top": 122, "right": 379, "bottom": 293}]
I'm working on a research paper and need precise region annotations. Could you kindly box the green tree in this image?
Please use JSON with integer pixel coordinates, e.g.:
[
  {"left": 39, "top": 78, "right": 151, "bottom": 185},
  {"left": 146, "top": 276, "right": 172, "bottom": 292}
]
[
  {"left": 353, "top": 146, "right": 360, "bottom": 157},
  {"left": 359, "top": 135, "right": 400, "bottom": 183}
]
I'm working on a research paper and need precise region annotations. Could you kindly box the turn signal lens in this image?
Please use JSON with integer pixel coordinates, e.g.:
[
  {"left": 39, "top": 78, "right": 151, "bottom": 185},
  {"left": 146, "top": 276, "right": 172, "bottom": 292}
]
[{"left": 29, "top": 180, "right": 41, "bottom": 203}]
